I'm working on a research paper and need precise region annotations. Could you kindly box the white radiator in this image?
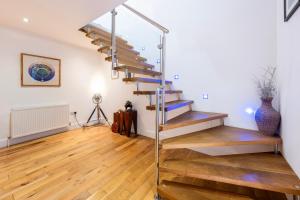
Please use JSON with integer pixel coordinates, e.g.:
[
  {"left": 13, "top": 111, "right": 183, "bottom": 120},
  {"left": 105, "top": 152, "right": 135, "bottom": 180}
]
[{"left": 10, "top": 104, "right": 69, "bottom": 139}]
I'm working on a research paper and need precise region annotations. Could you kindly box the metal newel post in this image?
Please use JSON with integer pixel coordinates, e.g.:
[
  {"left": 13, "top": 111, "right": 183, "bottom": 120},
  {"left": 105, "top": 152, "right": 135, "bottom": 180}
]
[
  {"left": 154, "top": 88, "right": 161, "bottom": 199},
  {"left": 161, "top": 32, "right": 167, "bottom": 124},
  {"left": 111, "top": 9, "right": 117, "bottom": 70}
]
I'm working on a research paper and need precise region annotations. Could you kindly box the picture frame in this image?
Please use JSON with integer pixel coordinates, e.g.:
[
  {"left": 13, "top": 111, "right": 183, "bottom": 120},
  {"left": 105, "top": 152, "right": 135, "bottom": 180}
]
[
  {"left": 21, "top": 53, "right": 61, "bottom": 87},
  {"left": 111, "top": 69, "right": 119, "bottom": 79},
  {"left": 284, "top": 0, "right": 300, "bottom": 22}
]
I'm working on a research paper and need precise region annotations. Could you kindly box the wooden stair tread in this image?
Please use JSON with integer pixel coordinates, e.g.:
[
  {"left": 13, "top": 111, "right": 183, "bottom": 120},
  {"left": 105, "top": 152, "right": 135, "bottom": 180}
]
[
  {"left": 111, "top": 50, "right": 147, "bottom": 62},
  {"left": 92, "top": 39, "right": 133, "bottom": 51},
  {"left": 106, "top": 51, "right": 147, "bottom": 62},
  {"left": 86, "top": 31, "right": 129, "bottom": 47},
  {"left": 160, "top": 176, "right": 287, "bottom": 200},
  {"left": 158, "top": 181, "right": 253, "bottom": 200},
  {"left": 146, "top": 100, "right": 193, "bottom": 112},
  {"left": 123, "top": 77, "right": 172, "bottom": 85},
  {"left": 162, "top": 126, "right": 282, "bottom": 149},
  {"left": 98, "top": 46, "right": 140, "bottom": 56},
  {"left": 80, "top": 24, "right": 152, "bottom": 69},
  {"left": 134, "top": 90, "right": 182, "bottom": 95},
  {"left": 80, "top": 24, "right": 128, "bottom": 44},
  {"left": 106, "top": 54, "right": 148, "bottom": 65},
  {"left": 160, "top": 151, "right": 300, "bottom": 195},
  {"left": 80, "top": 25, "right": 134, "bottom": 51},
  {"left": 106, "top": 56, "right": 154, "bottom": 69},
  {"left": 115, "top": 66, "right": 160, "bottom": 76},
  {"left": 160, "top": 111, "right": 228, "bottom": 131}
]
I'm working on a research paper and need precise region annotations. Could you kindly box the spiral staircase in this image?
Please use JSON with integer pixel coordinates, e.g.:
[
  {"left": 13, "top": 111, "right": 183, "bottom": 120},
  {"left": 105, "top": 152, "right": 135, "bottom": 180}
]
[{"left": 80, "top": 4, "right": 300, "bottom": 200}]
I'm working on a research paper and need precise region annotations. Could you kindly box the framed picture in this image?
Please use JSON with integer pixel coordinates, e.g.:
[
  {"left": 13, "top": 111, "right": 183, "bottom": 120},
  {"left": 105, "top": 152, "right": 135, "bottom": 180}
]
[
  {"left": 21, "top": 53, "right": 61, "bottom": 87},
  {"left": 111, "top": 69, "right": 119, "bottom": 79},
  {"left": 284, "top": 0, "right": 300, "bottom": 21}
]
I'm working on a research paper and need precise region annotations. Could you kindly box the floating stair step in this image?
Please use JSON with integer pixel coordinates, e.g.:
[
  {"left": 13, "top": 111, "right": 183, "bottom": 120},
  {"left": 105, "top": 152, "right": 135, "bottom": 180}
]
[
  {"left": 107, "top": 55, "right": 146, "bottom": 63},
  {"left": 93, "top": 37, "right": 131, "bottom": 47},
  {"left": 160, "top": 111, "right": 228, "bottom": 131},
  {"left": 162, "top": 126, "right": 282, "bottom": 149},
  {"left": 98, "top": 46, "right": 140, "bottom": 56},
  {"left": 146, "top": 100, "right": 193, "bottom": 112},
  {"left": 123, "top": 77, "right": 172, "bottom": 85},
  {"left": 86, "top": 31, "right": 128, "bottom": 45},
  {"left": 106, "top": 56, "right": 154, "bottom": 70},
  {"left": 80, "top": 24, "right": 128, "bottom": 44},
  {"left": 92, "top": 39, "right": 133, "bottom": 50},
  {"left": 134, "top": 90, "right": 182, "bottom": 95},
  {"left": 106, "top": 53, "right": 146, "bottom": 63},
  {"left": 113, "top": 53, "right": 147, "bottom": 62},
  {"left": 160, "top": 151, "right": 300, "bottom": 195},
  {"left": 159, "top": 176, "right": 287, "bottom": 200},
  {"left": 158, "top": 181, "right": 253, "bottom": 200},
  {"left": 81, "top": 25, "right": 152, "bottom": 68},
  {"left": 115, "top": 66, "right": 160, "bottom": 77},
  {"left": 80, "top": 25, "right": 135, "bottom": 52}
]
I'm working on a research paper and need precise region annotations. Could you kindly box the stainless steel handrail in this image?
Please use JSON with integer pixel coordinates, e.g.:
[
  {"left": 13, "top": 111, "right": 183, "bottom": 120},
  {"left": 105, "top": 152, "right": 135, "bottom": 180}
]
[
  {"left": 154, "top": 87, "right": 161, "bottom": 200},
  {"left": 110, "top": 6, "right": 168, "bottom": 199},
  {"left": 111, "top": 9, "right": 118, "bottom": 69},
  {"left": 161, "top": 33, "right": 166, "bottom": 124},
  {"left": 122, "top": 3, "right": 169, "bottom": 33}
]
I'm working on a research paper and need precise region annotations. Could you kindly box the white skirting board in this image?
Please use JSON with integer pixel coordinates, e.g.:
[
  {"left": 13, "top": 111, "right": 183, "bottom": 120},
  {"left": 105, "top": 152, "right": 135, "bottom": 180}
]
[
  {"left": 8, "top": 127, "right": 69, "bottom": 146},
  {"left": 0, "top": 138, "right": 8, "bottom": 148},
  {"left": 0, "top": 119, "right": 106, "bottom": 149},
  {"left": 141, "top": 130, "right": 156, "bottom": 139}
]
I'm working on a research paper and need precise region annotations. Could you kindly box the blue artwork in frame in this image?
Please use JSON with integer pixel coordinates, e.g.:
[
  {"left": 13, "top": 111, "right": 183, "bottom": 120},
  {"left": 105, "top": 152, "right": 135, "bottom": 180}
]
[
  {"left": 28, "top": 63, "right": 55, "bottom": 82},
  {"left": 21, "top": 53, "right": 61, "bottom": 87}
]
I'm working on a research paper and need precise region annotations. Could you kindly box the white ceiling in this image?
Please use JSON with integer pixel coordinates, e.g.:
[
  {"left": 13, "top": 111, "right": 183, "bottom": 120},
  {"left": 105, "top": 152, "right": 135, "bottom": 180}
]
[{"left": 0, "top": 0, "right": 126, "bottom": 49}]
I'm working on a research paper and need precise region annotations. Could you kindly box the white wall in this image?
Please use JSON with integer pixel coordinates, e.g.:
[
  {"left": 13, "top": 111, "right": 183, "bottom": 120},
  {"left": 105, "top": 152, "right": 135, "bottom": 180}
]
[
  {"left": 113, "top": 0, "right": 278, "bottom": 130},
  {"left": 277, "top": 0, "right": 300, "bottom": 177},
  {"left": 0, "top": 0, "right": 278, "bottom": 143},
  {"left": 0, "top": 26, "right": 157, "bottom": 144}
]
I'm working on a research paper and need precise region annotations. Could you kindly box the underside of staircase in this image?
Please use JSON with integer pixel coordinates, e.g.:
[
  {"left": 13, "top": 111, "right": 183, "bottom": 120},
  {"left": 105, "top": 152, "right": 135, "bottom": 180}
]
[
  {"left": 79, "top": 24, "right": 300, "bottom": 200},
  {"left": 159, "top": 148, "right": 298, "bottom": 200}
]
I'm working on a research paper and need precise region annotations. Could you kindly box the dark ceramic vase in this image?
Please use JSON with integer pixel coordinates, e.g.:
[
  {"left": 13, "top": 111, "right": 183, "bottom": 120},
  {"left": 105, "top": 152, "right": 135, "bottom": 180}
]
[{"left": 255, "top": 97, "right": 281, "bottom": 136}]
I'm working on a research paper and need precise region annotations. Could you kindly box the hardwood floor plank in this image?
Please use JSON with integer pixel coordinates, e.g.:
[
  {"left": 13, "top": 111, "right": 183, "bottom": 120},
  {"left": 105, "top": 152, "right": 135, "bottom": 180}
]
[
  {"left": 0, "top": 127, "right": 154, "bottom": 200},
  {"left": 0, "top": 126, "right": 293, "bottom": 200}
]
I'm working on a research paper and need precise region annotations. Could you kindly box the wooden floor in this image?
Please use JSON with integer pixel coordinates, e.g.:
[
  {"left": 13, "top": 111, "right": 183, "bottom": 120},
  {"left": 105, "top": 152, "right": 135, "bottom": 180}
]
[{"left": 0, "top": 126, "right": 156, "bottom": 200}]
